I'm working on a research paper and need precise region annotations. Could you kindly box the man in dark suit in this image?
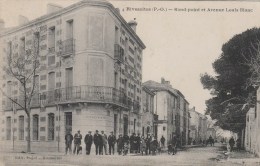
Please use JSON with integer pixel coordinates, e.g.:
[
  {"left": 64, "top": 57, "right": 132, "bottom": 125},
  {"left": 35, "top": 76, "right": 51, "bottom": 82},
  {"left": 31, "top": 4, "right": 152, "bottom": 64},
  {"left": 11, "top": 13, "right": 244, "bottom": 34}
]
[
  {"left": 93, "top": 130, "right": 103, "bottom": 155},
  {"left": 65, "top": 131, "right": 73, "bottom": 155},
  {"left": 73, "top": 130, "right": 82, "bottom": 155},
  {"left": 108, "top": 131, "right": 116, "bottom": 155},
  {"left": 84, "top": 131, "right": 93, "bottom": 155}
]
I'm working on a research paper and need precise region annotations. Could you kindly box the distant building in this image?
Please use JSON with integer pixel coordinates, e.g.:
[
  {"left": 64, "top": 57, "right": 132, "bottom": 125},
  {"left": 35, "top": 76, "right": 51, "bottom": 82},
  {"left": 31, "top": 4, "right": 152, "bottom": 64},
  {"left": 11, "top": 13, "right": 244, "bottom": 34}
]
[
  {"left": 143, "top": 78, "right": 190, "bottom": 146},
  {"left": 141, "top": 86, "right": 156, "bottom": 137},
  {"left": 206, "top": 128, "right": 216, "bottom": 140},
  {"left": 189, "top": 107, "right": 207, "bottom": 144},
  {"left": 0, "top": 0, "right": 145, "bottom": 152}
]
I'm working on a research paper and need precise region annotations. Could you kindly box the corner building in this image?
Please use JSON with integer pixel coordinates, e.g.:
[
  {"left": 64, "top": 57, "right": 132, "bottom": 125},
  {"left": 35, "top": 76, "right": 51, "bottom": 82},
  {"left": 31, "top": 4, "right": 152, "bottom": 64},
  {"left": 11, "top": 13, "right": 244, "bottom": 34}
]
[{"left": 0, "top": 0, "right": 145, "bottom": 152}]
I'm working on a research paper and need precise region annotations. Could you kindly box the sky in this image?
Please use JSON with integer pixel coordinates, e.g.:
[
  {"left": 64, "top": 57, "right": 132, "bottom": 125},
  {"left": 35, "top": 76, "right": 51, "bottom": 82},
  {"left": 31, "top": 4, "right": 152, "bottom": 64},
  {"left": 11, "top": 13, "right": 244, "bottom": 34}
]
[{"left": 1, "top": 0, "right": 260, "bottom": 115}]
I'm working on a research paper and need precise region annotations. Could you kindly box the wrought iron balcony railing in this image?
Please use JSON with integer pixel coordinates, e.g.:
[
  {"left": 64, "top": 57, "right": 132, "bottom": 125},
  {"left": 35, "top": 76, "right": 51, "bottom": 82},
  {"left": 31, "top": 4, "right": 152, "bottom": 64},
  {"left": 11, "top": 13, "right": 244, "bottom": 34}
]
[
  {"left": 114, "top": 44, "right": 124, "bottom": 63},
  {"left": 3, "top": 85, "right": 129, "bottom": 110}
]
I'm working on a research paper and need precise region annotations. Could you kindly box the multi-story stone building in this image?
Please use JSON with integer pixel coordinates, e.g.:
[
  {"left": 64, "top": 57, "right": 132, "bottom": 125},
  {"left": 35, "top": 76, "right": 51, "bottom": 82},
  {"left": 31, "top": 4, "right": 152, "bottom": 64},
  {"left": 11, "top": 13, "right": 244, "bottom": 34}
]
[
  {"left": 189, "top": 107, "right": 208, "bottom": 144},
  {"left": 0, "top": 0, "right": 145, "bottom": 152},
  {"left": 143, "top": 78, "right": 190, "bottom": 146},
  {"left": 141, "top": 85, "right": 156, "bottom": 137}
]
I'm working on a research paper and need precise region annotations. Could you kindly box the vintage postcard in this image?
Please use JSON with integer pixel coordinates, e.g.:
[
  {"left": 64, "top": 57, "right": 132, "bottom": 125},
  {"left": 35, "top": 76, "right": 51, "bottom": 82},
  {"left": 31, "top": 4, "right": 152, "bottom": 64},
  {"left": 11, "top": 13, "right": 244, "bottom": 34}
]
[{"left": 0, "top": 0, "right": 260, "bottom": 165}]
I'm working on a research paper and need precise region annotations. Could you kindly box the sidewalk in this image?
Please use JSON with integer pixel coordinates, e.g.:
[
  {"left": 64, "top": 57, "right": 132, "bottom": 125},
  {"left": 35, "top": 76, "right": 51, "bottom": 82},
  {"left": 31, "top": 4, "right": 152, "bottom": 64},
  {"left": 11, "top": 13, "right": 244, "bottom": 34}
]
[{"left": 225, "top": 150, "right": 260, "bottom": 165}]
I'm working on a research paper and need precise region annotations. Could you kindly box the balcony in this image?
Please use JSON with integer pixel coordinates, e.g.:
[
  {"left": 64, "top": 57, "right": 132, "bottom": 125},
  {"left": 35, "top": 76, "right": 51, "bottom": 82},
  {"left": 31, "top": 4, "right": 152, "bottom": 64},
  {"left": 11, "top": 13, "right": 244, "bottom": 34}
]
[
  {"left": 125, "top": 98, "right": 140, "bottom": 113},
  {"left": 114, "top": 44, "right": 124, "bottom": 63},
  {"left": 3, "top": 86, "right": 129, "bottom": 110},
  {"left": 133, "top": 100, "right": 140, "bottom": 112},
  {"left": 58, "top": 38, "right": 75, "bottom": 58}
]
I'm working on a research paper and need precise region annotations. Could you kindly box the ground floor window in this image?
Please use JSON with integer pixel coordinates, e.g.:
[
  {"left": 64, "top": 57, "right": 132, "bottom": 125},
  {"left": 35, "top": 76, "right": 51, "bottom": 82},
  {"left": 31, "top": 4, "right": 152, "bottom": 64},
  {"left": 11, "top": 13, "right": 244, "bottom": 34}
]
[
  {"left": 19, "top": 116, "right": 24, "bottom": 140},
  {"left": 33, "top": 114, "right": 39, "bottom": 140},
  {"left": 6, "top": 117, "right": 11, "bottom": 140},
  {"left": 48, "top": 113, "right": 55, "bottom": 140}
]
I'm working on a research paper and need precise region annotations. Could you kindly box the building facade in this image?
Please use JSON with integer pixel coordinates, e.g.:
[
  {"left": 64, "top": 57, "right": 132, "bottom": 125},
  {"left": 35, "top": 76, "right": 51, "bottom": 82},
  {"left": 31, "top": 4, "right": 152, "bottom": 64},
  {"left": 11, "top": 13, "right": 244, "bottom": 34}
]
[
  {"left": 206, "top": 128, "right": 216, "bottom": 140},
  {"left": 0, "top": 0, "right": 145, "bottom": 152},
  {"left": 143, "top": 78, "right": 190, "bottom": 146},
  {"left": 245, "top": 107, "right": 257, "bottom": 153},
  {"left": 141, "top": 86, "right": 156, "bottom": 137},
  {"left": 189, "top": 107, "right": 208, "bottom": 144}
]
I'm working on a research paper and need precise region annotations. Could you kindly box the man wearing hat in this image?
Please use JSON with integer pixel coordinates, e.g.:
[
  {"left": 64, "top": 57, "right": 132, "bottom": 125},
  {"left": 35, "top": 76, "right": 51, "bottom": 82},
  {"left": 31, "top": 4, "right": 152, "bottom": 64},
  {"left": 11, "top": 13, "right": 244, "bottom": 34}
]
[
  {"left": 84, "top": 131, "right": 93, "bottom": 155},
  {"left": 93, "top": 130, "right": 103, "bottom": 155},
  {"left": 65, "top": 131, "right": 73, "bottom": 155},
  {"left": 117, "top": 134, "right": 123, "bottom": 155},
  {"left": 73, "top": 130, "right": 82, "bottom": 155},
  {"left": 108, "top": 131, "right": 116, "bottom": 155},
  {"left": 101, "top": 131, "right": 108, "bottom": 155}
]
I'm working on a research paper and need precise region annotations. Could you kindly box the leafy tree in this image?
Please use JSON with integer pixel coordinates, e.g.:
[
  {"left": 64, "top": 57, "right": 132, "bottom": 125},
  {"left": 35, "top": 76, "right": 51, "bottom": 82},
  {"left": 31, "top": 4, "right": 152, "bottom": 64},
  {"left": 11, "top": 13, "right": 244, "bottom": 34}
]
[{"left": 201, "top": 28, "right": 260, "bottom": 133}]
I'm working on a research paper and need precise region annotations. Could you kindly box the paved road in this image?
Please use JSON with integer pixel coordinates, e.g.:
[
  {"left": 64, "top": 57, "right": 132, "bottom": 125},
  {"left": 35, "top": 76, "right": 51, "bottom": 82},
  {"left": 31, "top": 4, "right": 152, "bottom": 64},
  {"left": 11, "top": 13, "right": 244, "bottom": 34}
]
[{"left": 0, "top": 144, "right": 241, "bottom": 166}]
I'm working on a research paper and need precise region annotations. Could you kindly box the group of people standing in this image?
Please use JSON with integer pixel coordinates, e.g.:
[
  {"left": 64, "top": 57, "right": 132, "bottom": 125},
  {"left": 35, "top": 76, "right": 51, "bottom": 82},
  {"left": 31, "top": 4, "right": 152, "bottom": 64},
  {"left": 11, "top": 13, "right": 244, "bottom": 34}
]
[
  {"left": 64, "top": 130, "right": 165, "bottom": 156},
  {"left": 65, "top": 130, "right": 117, "bottom": 155}
]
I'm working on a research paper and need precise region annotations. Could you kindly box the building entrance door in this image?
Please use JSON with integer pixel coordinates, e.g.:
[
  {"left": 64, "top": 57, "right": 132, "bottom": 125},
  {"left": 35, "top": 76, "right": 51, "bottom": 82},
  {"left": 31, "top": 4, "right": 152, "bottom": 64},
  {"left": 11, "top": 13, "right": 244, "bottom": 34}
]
[
  {"left": 65, "top": 112, "right": 72, "bottom": 134},
  {"left": 123, "top": 115, "right": 128, "bottom": 136},
  {"left": 114, "top": 114, "right": 118, "bottom": 136}
]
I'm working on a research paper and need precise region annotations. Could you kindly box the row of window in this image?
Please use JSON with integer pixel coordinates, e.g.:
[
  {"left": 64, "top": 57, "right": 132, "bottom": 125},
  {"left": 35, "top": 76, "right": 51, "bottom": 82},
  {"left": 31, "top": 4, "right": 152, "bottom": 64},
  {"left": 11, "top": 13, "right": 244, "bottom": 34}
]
[
  {"left": 6, "top": 113, "right": 55, "bottom": 141},
  {"left": 6, "top": 68, "right": 73, "bottom": 98}
]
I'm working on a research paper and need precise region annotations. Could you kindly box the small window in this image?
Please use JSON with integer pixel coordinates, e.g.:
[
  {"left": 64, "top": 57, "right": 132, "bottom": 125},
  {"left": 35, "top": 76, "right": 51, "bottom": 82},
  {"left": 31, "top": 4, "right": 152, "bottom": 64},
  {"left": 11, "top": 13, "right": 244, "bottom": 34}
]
[{"left": 48, "top": 27, "right": 55, "bottom": 51}]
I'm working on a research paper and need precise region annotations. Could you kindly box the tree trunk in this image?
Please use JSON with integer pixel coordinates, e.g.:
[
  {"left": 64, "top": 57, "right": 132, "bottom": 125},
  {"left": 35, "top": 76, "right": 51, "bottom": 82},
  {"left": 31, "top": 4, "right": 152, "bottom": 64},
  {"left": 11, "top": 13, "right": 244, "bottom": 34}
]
[{"left": 27, "top": 114, "right": 31, "bottom": 153}]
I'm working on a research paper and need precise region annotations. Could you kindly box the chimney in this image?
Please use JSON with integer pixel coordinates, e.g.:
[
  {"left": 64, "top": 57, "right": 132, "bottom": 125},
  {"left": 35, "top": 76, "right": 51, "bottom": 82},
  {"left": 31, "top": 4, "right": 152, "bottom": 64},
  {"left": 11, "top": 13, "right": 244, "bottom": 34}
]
[
  {"left": 0, "top": 19, "right": 5, "bottom": 29},
  {"left": 18, "top": 15, "right": 29, "bottom": 26},
  {"left": 161, "top": 77, "right": 165, "bottom": 84},
  {"left": 47, "top": 3, "right": 63, "bottom": 14},
  {"left": 128, "top": 18, "right": 137, "bottom": 32}
]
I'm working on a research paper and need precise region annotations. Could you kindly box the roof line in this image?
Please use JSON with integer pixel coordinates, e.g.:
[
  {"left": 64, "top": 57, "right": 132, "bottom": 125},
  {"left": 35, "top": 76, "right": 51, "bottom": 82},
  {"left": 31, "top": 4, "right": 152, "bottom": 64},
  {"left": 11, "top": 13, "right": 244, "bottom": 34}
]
[{"left": 0, "top": 0, "right": 146, "bottom": 49}]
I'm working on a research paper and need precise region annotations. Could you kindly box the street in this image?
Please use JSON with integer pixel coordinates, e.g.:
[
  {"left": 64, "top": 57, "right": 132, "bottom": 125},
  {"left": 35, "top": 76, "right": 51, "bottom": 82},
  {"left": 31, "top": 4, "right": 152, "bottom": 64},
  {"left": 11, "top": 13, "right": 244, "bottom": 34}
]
[{"left": 0, "top": 143, "right": 243, "bottom": 166}]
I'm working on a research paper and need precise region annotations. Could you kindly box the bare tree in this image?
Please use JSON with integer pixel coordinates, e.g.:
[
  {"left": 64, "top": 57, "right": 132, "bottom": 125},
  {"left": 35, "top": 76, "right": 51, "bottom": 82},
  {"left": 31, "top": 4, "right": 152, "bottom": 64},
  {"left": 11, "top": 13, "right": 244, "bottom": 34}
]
[
  {"left": 1, "top": 25, "right": 41, "bottom": 153},
  {"left": 241, "top": 40, "right": 260, "bottom": 89}
]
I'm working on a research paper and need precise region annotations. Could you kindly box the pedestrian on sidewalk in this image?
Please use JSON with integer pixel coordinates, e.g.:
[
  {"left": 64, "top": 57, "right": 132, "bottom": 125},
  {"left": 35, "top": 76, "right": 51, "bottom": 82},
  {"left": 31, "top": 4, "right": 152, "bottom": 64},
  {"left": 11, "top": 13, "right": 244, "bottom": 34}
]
[
  {"left": 236, "top": 138, "right": 241, "bottom": 151},
  {"left": 140, "top": 136, "right": 146, "bottom": 156},
  {"left": 101, "top": 131, "right": 108, "bottom": 155},
  {"left": 133, "top": 133, "right": 139, "bottom": 153},
  {"left": 160, "top": 136, "right": 165, "bottom": 149},
  {"left": 146, "top": 134, "right": 152, "bottom": 155},
  {"left": 136, "top": 133, "right": 141, "bottom": 153},
  {"left": 229, "top": 136, "right": 235, "bottom": 152},
  {"left": 172, "top": 136, "right": 177, "bottom": 155},
  {"left": 117, "top": 134, "right": 123, "bottom": 155},
  {"left": 94, "top": 130, "right": 102, "bottom": 155},
  {"left": 129, "top": 133, "right": 135, "bottom": 153},
  {"left": 65, "top": 131, "right": 73, "bottom": 155},
  {"left": 108, "top": 131, "right": 116, "bottom": 155},
  {"left": 150, "top": 137, "right": 158, "bottom": 155},
  {"left": 84, "top": 131, "right": 93, "bottom": 155},
  {"left": 73, "top": 130, "right": 82, "bottom": 155},
  {"left": 122, "top": 134, "right": 130, "bottom": 156}
]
